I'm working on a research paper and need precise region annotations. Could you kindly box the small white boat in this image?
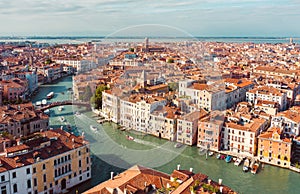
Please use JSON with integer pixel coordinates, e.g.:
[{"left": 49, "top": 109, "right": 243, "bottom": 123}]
[
  {"left": 234, "top": 157, "right": 243, "bottom": 166},
  {"left": 42, "top": 99, "right": 47, "bottom": 106},
  {"left": 208, "top": 152, "right": 214, "bottom": 157},
  {"left": 174, "top": 143, "right": 183, "bottom": 148},
  {"left": 58, "top": 106, "right": 64, "bottom": 111},
  {"left": 243, "top": 159, "right": 250, "bottom": 172},
  {"left": 47, "top": 92, "right": 54, "bottom": 99},
  {"left": 126, "top": 135, "right": 134, "bottom": 141},
  {"left": 59, "top": 116, "right": 65, "bottom": 122},
  {"left": 90, "top": 125, "right": 98, "bottom": 131},
  {"left": 75, "top": 111, "right": 81, "bottom": 116}
]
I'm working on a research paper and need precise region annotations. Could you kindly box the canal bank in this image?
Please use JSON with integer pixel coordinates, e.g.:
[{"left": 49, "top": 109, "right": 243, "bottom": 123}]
[{"left": 32, "top": 76, "right": 300, "bottom": 194}]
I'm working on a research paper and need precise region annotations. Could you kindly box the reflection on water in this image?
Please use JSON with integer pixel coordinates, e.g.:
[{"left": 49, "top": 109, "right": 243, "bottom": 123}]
[{"left": 32, "top": 76, "right": 300, "bottom": 194}]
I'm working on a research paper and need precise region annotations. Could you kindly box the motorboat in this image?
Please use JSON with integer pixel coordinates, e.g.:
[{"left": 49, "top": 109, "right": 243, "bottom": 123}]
[
  {"left": 90, "top": 125, "right": 98, "bottom": 132},
  {"left": 174, "top": 143, "right": 183, "bottom": 148},
  {"left": 225, "top": 155, "right": 232, "bottom": 163},
  {"left": 234, "top": 157, "right": 243, "bottom": 166},
  {"left": 47, "top": 92, "right": 54, "bottom": 99},
  {"left": 59, "top": 116, "right": 65, "bottom": 122},
  {"left": 126, "top": 135, "right": 134, "bottom": 141},
  {"left": 58, "top": 106, "right": 64, "bottom": 111},
  {"left": 208, "top": 152, "right": 214, "bottom": 157},
  {"left": 216, "top": 154, "right": 221, "bottom": 159},
  {"left": 75, "top": 111, "right": 81, "bottom": 116},
  {"left": 243, "top": 158, "right": 250, "bottom": 172},
  {"left": 251, "top": 162, "right": 259, "bottom": 174}
]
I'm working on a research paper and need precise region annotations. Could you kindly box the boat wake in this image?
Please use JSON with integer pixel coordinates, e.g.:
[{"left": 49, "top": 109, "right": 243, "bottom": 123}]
[{"left": 133, "top": 139, "right": 160, "bottom": 147}]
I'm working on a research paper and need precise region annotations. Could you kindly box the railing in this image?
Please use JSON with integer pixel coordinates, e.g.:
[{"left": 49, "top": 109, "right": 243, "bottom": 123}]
[{"left": 37, "top": 100, "right": 90, "bottom": 111}]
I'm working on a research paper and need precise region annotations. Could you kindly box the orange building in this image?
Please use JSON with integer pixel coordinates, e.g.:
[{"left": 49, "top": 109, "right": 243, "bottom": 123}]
[{"left": 257, "top": 127, "right": 292, "bottom": 168}]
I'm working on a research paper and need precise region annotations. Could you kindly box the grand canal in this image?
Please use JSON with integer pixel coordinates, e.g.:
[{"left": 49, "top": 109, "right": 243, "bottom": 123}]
[{"left": 32, "top": 76, "right": 300, "bottom": 194}]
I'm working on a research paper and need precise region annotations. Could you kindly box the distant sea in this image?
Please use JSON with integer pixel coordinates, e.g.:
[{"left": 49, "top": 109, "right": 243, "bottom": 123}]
[{"left": 0, "top": 36, "right": 299, "bottom": 45}]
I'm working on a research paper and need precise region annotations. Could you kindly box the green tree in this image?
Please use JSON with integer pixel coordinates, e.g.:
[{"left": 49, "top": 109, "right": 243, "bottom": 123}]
[
  {"left": 91, "top": 84, "right": 108, "bottom": 109},
  {"left": 168, "top": 82, "right": 178, "bottom": 92},
  {"left": 129, "top": 48, "right": 134, "bottom": 52},
  {"left": 82, "top": 86, "right": 93, "bottom": 102}
]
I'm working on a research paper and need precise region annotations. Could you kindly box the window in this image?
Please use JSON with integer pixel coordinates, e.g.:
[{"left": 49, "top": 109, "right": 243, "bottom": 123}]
[
  {"left": 87, "top": 173, "right": 90, "bottom": 177},
  {"left": 1, "top": 175, "right": 5, "bottom": 182},
  {"left": 27, "top": 168, "right": 30, "bottom": 174},
  {"left": 79, "top": 176, "right": 82, "bottom": 181},
  {"left": 43, "top": 164, "right": 46, "bottom": 170},
  {"left": 12, "top": 172, "right": 16, "bottom": 178},
  {"left": 33, "top": 168, "right": 36, "bottom": 173},
  {"left": 54, "top": 160, "right": 57, "bottom": 166},
  {"left": 27, "top": 180, "right": 31, "bottom": 189},
  {"left": 44, "top": 186, "right": 47, "bottom": 191},
  {"left": 86, "top": 157, "right": 89, "bottom": 164},
  {"left": 1, "top": 186, "right": 7, "bottom": 194},
  {"left": 78, "top": 151, "right": 81, "bottom": 156},
  {"left": 34, "top": 178, "right": 37, "bottom": 187},
  {"left": 13, "top": 184, "right": 17, "bottom": 193},
  {"left": 79, "top": 160, "right": 81, "bottom": 168},
  {"left": 43, "top": 174, "right": 47, "bottom": 182}
]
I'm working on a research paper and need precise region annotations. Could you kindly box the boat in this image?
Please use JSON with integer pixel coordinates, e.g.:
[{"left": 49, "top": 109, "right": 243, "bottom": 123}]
[
  {"left": 75, "top": 111, "right": 81, "bottom": 116},
  {"left": 59, "top": 116, "right": 65, "bottom": 122},
  {"left": 174, "top": 143, "right": 183, "bottom": 148},
  {"left": 243, "top": 158, "right": 250, "bottom": 172},
  {"left": 251, "top": 162, "right": 259, "bottom": 174},
  {"left": 234, "top": 157, "right": 243, "bottom": 166},
  {"left": 44, "top": 109, "right": 50, "bottom": 115},
  {"left": 58, "top": 106, "right": 64, "bottom": 111},
  {"left": 216, "top": 154, "right": 221, "bottom": 159},
  {"left": 208, "top": 151, "right": 214, "bottom": 157},
  {"left": 220, "top": 155, "right": 226, "bottom": 160},
  {"left": 90, "top": 125, "right": 98, "bottom": 132},
  {"left": 46, "top": 92, "right": 54, "bottom": 99},
  {"left": 36, "top": 101, "right": 42, "bottom": 106},
  {"left": 41, "top": 99, "right": 47, "bottom": 106},
  {"left": 126, "top": 135, "right": 134, "bottom": 141},
  {"left": 225, "top": 155, "right": 232, "bottom": 163},
  {"left": 66, "top": 124, "right": 72, "bottom": 130}
]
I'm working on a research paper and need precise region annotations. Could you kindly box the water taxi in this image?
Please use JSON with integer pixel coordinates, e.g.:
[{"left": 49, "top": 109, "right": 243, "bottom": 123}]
[
  {"left": 47, "top": 92, "right": 54, "bottom": 99},
  {"left": 90, "top": 125, "right": 98, "bottom": 132},
  {"left": 126, "top": 135, "right": 134, "bottom": 141},
  {"left": 234, "top": 157, "right": 243, "bottom": 166},
  {"left": 243, "top": 158, "right": 250, "bottom": 172},
  {"left": 251, "top": 162, "right": 259, "bottom": 174},
  {"left": 225, "top": 155, "right": 232, "bottom": 163},
  {"left": 59, "top": 116, "right": 65, "bottom": 122},
  {"left": 58, "top": 106, "right": 64, "bottom": 111},
  {"left": 174, "top": 143, "right": 183, "bottom": 148}
]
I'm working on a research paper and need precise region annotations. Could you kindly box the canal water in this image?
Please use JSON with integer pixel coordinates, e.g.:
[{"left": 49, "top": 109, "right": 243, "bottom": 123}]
[{"left": 32, "top": 76, "right": 300, "bottom": 194}]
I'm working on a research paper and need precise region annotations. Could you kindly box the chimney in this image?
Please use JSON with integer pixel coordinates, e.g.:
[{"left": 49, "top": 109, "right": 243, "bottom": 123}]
[
  {"left": 189, "top": 168, "right": 193, "bottom": 172},
  {"left": 110, "top": 172, "right": 114, "bottom": 180},
  {"left": 208, "top": 179, "right": 211, "bottom": 185},
  {"left": 219, "top": 179, "right": 222, "bottom": 185},
  {"left": 220, "top": 186, "right": 223, "bottom": 193},
  {"left": 177, "top": 164, "right": 180, "bottom": 170}
]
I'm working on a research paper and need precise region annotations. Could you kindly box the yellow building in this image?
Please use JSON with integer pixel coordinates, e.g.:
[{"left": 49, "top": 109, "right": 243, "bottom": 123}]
[{"left": 258, "top": 127, "right": 292, "bottom": 168}]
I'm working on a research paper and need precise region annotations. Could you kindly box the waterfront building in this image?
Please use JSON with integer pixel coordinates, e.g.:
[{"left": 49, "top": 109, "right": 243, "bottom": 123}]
[
  {"left": 0, "top": 129, "right": 91, "bottom": 194},
  {"left": 258, "top": 127, "right": 292, "bottom": 168},
  {"left": 177, "top": 110, "right": 208, "bottom": 146},
  {"left": 271, "top": 106, "right": 300, "bottom": 136},
  {"left": 119, "top": 94, "right": 166, "bottom": 133},
  {"left": 83, "top": 165, "right": 237, "bottom": 194},
  {"left": 246, "top": 86, "right": 288, "bottom": 111},
  {"left": 0, "top": 103, "right": 49, "bottom": 137},
  {"left": 149, "top": 105, "right": 179, "bottom": 141},
  {"left": 222, "top": 113, "right": 267, "bottom": 157},
  {"left": 102, "top": 89, "right": 121, "bottom": 123},
  {"left": 0, "top": 78, "right": 28, "bottom": 102},
  {"left": 198, "top": 111, "right": 224, "bottom": 152}
]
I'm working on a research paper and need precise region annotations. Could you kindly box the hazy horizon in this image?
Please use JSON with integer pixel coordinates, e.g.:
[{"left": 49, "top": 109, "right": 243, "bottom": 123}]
[{"left": 0, "top": 0, "right": 300, "bottom": 37}]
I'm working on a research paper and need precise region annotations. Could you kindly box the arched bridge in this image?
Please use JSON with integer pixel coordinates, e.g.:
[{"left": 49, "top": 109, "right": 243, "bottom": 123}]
[{"left": 38, "top": 100, "right": 91, "bottom": 111}]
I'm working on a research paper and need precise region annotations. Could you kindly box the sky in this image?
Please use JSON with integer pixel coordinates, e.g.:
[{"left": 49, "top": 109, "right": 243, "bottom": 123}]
[{"left": 0, "top": 0, "right": 299, "bottom": 37}]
